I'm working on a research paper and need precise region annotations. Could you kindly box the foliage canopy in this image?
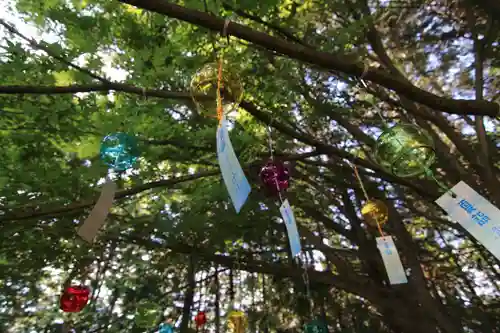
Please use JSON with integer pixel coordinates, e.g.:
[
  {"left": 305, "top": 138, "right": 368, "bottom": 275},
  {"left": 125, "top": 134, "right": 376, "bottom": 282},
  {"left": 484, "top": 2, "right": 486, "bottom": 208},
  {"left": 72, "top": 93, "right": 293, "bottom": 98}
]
[{"left": 0, "top": 0, "right": 499, "bottom": 332}]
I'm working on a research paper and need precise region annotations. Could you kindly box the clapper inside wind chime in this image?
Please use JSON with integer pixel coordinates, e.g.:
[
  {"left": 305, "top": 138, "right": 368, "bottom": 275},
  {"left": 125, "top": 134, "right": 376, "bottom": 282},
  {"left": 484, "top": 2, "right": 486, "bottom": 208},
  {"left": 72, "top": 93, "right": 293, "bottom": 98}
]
[{"left": 77, "top": 132, "right": 139, "bottom": 243}]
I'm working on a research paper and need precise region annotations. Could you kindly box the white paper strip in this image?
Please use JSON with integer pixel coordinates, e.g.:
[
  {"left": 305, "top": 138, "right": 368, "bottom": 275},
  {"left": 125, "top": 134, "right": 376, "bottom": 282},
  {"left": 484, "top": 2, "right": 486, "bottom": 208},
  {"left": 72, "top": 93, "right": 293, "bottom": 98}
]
[
  {"left": 376, "top": 236, "right": 408, "bottom": 285},
  {"left": 216, "top": 117, "right": 251, "bottom": 213},
  {"left": 77, "top": 179, "right": 117, "bottom": 243},
  {"left": 436, "top": 181, "right": 500, "bottom": 260},
  {"left": 279, "top": 199, "right": 302, "bottom": 257}
]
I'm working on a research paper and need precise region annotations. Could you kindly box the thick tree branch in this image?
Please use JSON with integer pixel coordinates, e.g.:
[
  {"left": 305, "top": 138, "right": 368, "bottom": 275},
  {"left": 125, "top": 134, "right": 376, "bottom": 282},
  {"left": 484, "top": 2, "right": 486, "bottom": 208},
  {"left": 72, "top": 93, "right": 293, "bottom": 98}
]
[
  {"left": 0, "top": 84, "right": 193, "bottom": 100},
  {"left": 0, "top": 82, "right": 442, "bottom": 202},
  {"left": 0, "top": 152, "right": 321, "bottom": 222},
  {"left": 0, "top": 19, "right": 109, "bottom": 84},
  {"left": 119, "top": 235, "right": 386, "bottom": 304},
  {"left": 116, "top": 0, "right": 499, "bottom": 117}
]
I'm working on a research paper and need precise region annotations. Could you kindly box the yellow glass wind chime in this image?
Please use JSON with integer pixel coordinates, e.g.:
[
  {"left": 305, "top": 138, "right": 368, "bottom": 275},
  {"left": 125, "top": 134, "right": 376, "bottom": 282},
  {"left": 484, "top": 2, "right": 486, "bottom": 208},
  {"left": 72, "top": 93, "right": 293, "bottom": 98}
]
[
  {"left": 190, "top": 19, "right": 250, "bottom": 333},
  {"left": 227, "top": 258, "right": 248, "bottom": 333},
  {"left": 359, "top": 78, "right": 500, "bottom": 263},
  {"left": 348, "top": 78, "right": 445, "bottom": 285},
  {"left": 350, "top": 77, "right": 500, "bottom": 284}
]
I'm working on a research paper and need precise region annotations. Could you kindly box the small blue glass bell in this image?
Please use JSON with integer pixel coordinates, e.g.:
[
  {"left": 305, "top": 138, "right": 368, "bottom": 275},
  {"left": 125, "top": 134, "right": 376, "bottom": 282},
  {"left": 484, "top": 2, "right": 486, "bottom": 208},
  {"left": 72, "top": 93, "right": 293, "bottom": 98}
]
[
  {"left": 100, "top": 132, "right": 139, "bottom": 171},
  {"left": 304, "top": 319, "right": 328, "bottom": 333},
  {"left": 159, "top": 322, "right": 174, "bottom": 333}
]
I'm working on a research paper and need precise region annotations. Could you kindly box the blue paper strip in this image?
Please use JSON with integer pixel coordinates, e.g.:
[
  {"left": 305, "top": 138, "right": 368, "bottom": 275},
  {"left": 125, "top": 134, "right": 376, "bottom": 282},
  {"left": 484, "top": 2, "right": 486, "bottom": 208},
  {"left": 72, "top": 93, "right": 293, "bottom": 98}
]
[
  {"left": 280, "top": 199, "right": 302, "bottom": 257},
  {"left": 216, "top": 118, "right": 251, "bottom": 213}
]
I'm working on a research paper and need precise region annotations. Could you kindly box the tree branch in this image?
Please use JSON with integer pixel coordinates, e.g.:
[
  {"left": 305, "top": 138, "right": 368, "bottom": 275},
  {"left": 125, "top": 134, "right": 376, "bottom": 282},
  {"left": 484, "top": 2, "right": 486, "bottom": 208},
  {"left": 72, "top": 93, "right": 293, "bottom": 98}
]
[
  {"left": 115, "top": 0, "right": 499, "bottom": 117},
  {"left": 0, "top": 84, "right": 193, "bottom": 100},
  {"left": 0, "top": 152, "right": 322, "bottom": 222}
]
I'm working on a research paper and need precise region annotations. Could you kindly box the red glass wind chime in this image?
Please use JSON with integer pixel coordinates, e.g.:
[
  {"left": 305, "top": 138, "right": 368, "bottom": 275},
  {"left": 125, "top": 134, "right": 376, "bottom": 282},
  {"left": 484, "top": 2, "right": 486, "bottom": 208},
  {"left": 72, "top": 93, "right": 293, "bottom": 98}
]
[
  {"left": 194, "top": 311, "right": 207, "bottom": 331},
  {"left": 59, "top": 263, "right": 92, "bottom": 313},
  {"left": 259, "top": 122, "right": 290, "bottom": 196},
  {"left": 60, "top": 285, "right": 91, "bottom": 312}
]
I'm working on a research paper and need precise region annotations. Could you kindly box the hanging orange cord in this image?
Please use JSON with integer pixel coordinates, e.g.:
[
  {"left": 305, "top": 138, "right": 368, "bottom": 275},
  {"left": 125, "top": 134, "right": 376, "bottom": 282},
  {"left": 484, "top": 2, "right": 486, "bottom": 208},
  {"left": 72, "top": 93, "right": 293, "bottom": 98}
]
[
  {"left": 353, "top": 164, "right": 385, "bottom": 237},
  {"left": 216, "top": 56, "right": 224, "bottom": 126}
]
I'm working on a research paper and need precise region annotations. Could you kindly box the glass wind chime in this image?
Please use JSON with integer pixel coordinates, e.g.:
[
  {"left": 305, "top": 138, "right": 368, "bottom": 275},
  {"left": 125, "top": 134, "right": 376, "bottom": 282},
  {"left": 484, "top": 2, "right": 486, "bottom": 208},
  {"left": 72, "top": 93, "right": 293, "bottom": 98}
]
[
  {"left": 59, "top": 264, "right": 93, "bottom": 313},
  {"left": 349, "top": 79, "right": 446, "bottom": 285},
  {"left": 77, "top": 132, "right": 139, "bottom": 243},
  {"left": 158, "top": 319, "right": 175, "bottom": 333},
  {"left": 60, "top": 285, "right": 90, "bottom": 313},
  {"left": 190, "top": 35, "right": 251, "bottom": 214},
  {"left": 226, "top": 267, "right": 248, "bottom": 333},
  {"left": 262, "top": 123, "right": 327, "bottom": 332},
  {"left": 194, "top": 277, "right": 208, "bottom": 332},
  {"left": 194, "top": 311, "right": 207, "bottom": 331},
  {"left": 368, "top": 98, "right": 500, "bottom": 272}
]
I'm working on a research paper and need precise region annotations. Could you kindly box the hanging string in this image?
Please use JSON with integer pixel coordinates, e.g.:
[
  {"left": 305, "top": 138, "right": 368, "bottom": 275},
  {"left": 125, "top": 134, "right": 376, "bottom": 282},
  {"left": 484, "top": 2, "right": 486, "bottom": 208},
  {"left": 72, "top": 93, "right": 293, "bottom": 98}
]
[
  {"left": 234, "top": 243, "right": 244, "bottom": 310},
  {"left": 216, "top": 56, "right": 224, "bottom": 126},
  {"left": 267, "top": 115, "right": 276, "bottom": 161},
  {"left": 349, "top": 161, "right": 385, "bottom": 237},
  {"left": 215, "top": 19, "right": 231, "bottom": 126},
  {"left": 425, "top": 168, "right": 457, "bottom": 198},
  {"left": 358, "top": 79, "right": 389, "bottom": 127},
  {"left": 296, "top": 254, "right": 314, "bottom": 319},
  {"left": 265, "top": 116, "right": 286, "bottom": 205},
  {"left": 352, "top": 164, "right": 369, "bottom": 202},
  {"left": 229, "top": 266, "right": 235, "bottom": 306}
]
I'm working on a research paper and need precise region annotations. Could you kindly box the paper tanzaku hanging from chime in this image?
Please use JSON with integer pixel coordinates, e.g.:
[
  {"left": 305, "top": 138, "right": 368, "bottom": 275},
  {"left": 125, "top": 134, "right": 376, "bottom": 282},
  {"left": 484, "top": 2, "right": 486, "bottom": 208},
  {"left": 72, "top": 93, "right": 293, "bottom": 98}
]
[
  {"left": 217, "top": 115, "right": 251, "bottom": 213},
  {"left": 190, "top": 62, "right": 244, "bottom": 116},
  {"left": 374, "top": 124, "right": 435, "bottom": 178},
  {"left": 436, "top": 181, "right": 500, "bottom": 260},
  {"left": 227, "top": 310, "right": 248, "bottom": 333},
  {"left": 77, "top": 133, "right": 139, "bottom": 243},
  {"left": 361, "top": 199, "right": 389, "bottom": 227},
  {"left": 376, "top": 236, "right": 408, "bottom": 285},
  {"left": 304, "top": 319, "right": 328, "bottom": 333},
  {"left": 280, "top": 199, "right": 302, "bottom": 257}
]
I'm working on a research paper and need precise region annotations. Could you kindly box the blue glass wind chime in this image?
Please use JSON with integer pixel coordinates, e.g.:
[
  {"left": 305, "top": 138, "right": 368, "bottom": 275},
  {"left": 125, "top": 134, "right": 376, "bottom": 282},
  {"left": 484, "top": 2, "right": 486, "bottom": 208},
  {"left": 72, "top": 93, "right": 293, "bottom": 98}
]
[{"left": 77, "top": 132, "right": 139, "bottom": 243}]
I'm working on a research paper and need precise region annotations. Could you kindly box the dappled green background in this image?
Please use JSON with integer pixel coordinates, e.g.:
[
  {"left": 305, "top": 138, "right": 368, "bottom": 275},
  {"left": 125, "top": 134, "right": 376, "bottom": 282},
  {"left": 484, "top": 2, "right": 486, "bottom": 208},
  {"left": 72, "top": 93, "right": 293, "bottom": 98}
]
[{"left": 0, "top": 0, "right": 499, "bottom": 332}]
